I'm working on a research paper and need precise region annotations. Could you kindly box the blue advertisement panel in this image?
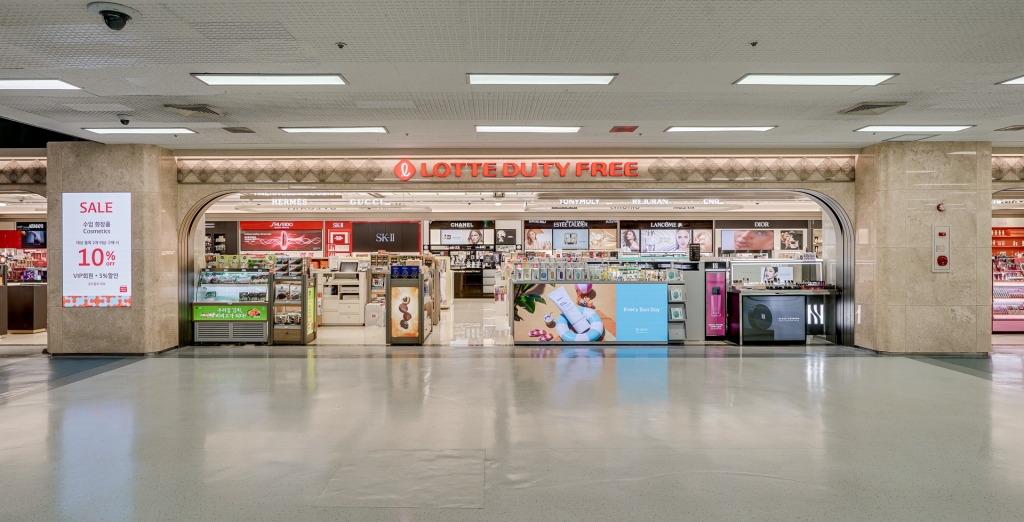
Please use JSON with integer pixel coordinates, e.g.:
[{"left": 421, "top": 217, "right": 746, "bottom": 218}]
[
  {"left": 615, "top": 284, "right": 668, "bottom": 342},
  {"left": 512, "top": 283, "right": 667, "bottom": 343}
]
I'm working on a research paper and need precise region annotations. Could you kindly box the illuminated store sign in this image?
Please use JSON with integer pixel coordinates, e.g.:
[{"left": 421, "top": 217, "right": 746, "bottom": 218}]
[{"left": 393, "top": 158, "right": 640, "bottom": 181}]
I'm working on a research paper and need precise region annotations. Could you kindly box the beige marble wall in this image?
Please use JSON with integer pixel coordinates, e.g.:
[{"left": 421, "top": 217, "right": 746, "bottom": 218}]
[
  {"left": 46, "top": 143, "right": 178, "bottom": 354},
  {"left": 855, "top": 142, "right": 992, "bottom": 354}
]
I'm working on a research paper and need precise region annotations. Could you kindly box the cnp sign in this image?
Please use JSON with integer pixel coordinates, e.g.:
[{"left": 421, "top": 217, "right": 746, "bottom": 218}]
[{"left": 393, "top": 158, "right": 640, "bottom": 181}]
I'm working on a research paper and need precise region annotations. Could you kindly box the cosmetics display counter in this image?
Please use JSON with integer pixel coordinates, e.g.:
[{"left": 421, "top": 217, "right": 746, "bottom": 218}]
[{"left": 726, "top": 287, "right": 838, "bottom": 345}]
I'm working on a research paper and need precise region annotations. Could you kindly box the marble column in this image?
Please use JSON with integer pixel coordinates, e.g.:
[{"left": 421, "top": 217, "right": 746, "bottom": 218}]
[
  {"left": 854, "top": 142, "right": 992, "bottom": 354},
  {"left": 46, "top": 143, "right": 178, "bottom": 354}
]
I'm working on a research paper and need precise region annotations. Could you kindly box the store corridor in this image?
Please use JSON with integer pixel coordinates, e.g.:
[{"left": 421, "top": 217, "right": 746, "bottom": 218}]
[{"left": 2, "top": 345, "right": 1024, "bottom": 520}]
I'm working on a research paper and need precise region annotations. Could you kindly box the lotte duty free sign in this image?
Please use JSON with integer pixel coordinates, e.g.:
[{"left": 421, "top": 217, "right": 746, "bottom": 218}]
[
  {"left": 62, "top": 193, "right": 132, "bottom": 307},
  {"left": 393, "top": 158, "right": 640, "bottom": 181}
]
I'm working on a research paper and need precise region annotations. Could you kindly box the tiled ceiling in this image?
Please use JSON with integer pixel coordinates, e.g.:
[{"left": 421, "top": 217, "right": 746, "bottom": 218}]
[{"left": 3, "top": 0, "right": 1024, "bottom": 149}]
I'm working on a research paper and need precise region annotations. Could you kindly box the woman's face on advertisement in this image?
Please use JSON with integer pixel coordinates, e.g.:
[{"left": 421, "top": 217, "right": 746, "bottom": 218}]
[
  {"left": 625, "top": 230, "right": 636, "bottom": 242},
  {"left": 764, "top": 266, "right": 777, "bottom": 279},
  {"left": 676, "top": 229, "right": 690, "bottom": 246},
  {"left": 734, "top": 230, "right": 773, "bottom": 250},
  {"left": 527, "top": 230, "right": 537, "bottom": 242},
  {"left": 468, "top": 230, "right": 482, "bottom": 243}
]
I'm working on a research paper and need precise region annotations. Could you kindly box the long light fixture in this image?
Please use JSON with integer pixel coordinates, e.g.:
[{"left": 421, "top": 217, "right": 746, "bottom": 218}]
[
  {"left": 192, "top": 74, "right": 347, "bottom": 86},
  {"left": 0, "top": 79, "right": 80, "bottom": 90},
  {"left": 84, "top": 128, "right": 195, "bottom": 134},
  {"left": 476, "top": 125, "right": 581, "bottom": 133},
  {"left": 855, "top": 125, "right": 973, "bottom": 132},
  {"left": 84, "top": 126, "right": 195, "bottom": 133},
  {"left": 665, "top": 126, "right": 776, "bottom": 132},
  {"left": 280, "top": 126, "right": 388, "bottom": 133},
  {"left": 998, "top": 75, "right": 1024, "bottom": 85},
  {"left": 468, "top": 73, "right": 616, "bottom": 85},
  {"left": 735, "top": 73, "right": 897, "bottom": 86}
]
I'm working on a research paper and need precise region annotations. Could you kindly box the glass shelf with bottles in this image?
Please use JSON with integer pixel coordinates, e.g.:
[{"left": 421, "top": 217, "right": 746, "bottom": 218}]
[{"left": 194, "top": 269, "right": 270, "bottom": 303}]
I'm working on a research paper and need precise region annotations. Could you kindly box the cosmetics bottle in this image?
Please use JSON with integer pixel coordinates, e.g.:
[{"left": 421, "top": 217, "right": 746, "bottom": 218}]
[
  {"left": 548, "top": 286, "right": 591, "bottom": 333},
  {"left": 710, "top": 287, "right": 722, "bottom": 316}
]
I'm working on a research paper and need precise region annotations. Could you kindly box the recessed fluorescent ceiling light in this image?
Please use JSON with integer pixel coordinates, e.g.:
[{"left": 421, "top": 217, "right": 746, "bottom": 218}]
[
  {"left": 0, "top": 79, "right": 80, "bottom": 90},
  {"left": 476, "top": 125, "right": 581, "bottom": 133},
  {"left": 84, "top": 128, "right": 195, "bottom": 134},
  {"left": 735, "top": 73, "right": 896, "bottom": 86},
  {"left": 280, "top": 126, "right": 387, "bottom": 133},
  {"left": 192, "top": 74, "right": 346, "bottom": 86},
  {"left": 468, "top": 73, "right": 616, "bottom": 85},
  {"left": 665, "top": 126, "right": 776, "bottom": 132},
  {"left": 998, "top": 75, "right": 1024, "bottom": 85},
  {"left": 855, "top": 125, "right": 973, "bottom": 132}
]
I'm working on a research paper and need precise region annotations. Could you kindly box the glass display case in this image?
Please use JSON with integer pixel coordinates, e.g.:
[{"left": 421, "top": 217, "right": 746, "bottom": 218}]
[
  {"left": 192, "top": 268, "right": 270, "bottom": 343},
  {"left": 271, "top": 257, "right": 316, "bottom": 345}
]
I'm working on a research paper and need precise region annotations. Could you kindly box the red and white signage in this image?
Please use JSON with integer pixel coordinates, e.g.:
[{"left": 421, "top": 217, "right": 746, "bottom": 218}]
[
  {"left": 62, "top": 192, "right": 132, "bottom": 307},
  {"left": 326, "top": 221, "right": 353, "bottom": 255},
  {"left": 392, "top": 159, "right": 640, "bottom": 181}
]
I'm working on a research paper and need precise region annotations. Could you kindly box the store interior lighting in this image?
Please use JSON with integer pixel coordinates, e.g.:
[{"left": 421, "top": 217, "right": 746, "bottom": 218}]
[
  {"left": 192, "top": 74, "right": 347, "bottom": 86},
  {"left": 468, "top": 74, "right": 617, "bottom": 85},
  {"left": 84, "top": 127, "right": 196, "bottom": 134},
  {"left": 280, "top": 127, "right": 388, "bottom": 133},
  {"left": 734, "top": 73, "right": 897, "bottom": 86},
  {"left": 0, "top": 79, "right": 80, "bottom": 90},
  {"left": 855, "top": 125, "right": 973, "bottom": 132},
  {"left": 475, "top": 126, "right": 581, "bottom": 133},
  {"left": 665, "top": 126, "right": 776, "bottom": 132}
]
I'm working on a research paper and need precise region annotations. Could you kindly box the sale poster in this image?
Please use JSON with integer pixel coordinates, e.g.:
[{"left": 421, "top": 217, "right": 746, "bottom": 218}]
[{"left": 62, "top": 193, "right": 132, "bottom": 307}]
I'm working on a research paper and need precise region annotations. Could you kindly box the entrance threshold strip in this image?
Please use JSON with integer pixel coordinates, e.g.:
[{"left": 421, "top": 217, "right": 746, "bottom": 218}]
[{"left": 166, "top": 344, "right": 873, "bottom": 359}]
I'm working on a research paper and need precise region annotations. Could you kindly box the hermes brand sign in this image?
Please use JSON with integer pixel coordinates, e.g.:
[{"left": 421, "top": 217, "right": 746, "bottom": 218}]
[{"left": 393, "top": 158, "right": 640, "bottom": 181}]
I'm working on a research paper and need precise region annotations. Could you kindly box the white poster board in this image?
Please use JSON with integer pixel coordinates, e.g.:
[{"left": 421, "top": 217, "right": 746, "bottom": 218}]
[{"left": 62, "top": 193, "right": 132, "bottom": 307}]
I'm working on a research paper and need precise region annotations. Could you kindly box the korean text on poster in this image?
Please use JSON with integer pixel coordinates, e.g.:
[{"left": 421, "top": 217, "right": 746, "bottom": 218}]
[{"left": 62, "top": 193, "right": 132, "bottom": 307}]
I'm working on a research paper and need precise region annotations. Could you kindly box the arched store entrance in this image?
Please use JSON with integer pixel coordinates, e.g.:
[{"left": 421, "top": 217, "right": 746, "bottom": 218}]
[{"left": 177, "top": 185, "right": 855, "bottom": 349}]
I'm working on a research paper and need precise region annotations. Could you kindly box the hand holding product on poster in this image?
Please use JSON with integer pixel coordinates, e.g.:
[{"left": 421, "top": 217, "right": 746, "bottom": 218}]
[
  {"left": 62, "top": 193, "right": 132, "bottom": 307},
  {"left": 512, "top": 283, "right": 667, "bottom": 343}
]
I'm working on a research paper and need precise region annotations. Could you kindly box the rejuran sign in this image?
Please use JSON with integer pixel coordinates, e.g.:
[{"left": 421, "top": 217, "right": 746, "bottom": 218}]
[{"left": 393, "top": 158, "right": 640, "bottom": 181}]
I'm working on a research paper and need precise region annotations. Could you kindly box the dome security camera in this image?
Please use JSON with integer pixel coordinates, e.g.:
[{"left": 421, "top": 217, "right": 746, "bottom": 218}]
[
  {"left": 87, "top": 3, "right": 142, "bottom": 31},
  {"left": 117, "top": 114, "right": 130, "bottom": 125}
]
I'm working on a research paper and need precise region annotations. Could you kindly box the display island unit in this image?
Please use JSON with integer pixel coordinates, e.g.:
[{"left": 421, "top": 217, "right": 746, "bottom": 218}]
[
  {"left": 192, "top": 268, "right": 271, "bottom": 343},
  {"left": 726, "top": 287, "right": 839, "bottom": 345}
]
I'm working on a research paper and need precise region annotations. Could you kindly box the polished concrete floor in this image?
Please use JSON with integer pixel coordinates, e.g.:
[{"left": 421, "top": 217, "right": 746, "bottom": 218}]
[{"left": 2, "top": 343, "right": 1024, "bottom": 521}]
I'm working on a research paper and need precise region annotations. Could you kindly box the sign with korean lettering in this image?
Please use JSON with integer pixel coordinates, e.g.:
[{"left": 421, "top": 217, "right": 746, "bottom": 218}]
[{"left": 62, "top": 193, "right": 132, "bottom": 307}]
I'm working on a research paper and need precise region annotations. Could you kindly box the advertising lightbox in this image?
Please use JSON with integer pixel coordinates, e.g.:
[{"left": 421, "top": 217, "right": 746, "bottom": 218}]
[
  {"left": 513, "top": 283, "right": 667, "bottom": 343},
  {"left": 62, "top": 193, "right": 132, "bottom": 307}
]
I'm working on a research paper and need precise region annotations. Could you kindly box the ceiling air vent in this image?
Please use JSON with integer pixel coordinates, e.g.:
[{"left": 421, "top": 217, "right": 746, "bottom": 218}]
[
  {"left": 222, "top": 127, "right": 255, "bottom": 134},
  {"left": 838, "top": 101, "right": 906, "bottom": 116},
  {"left": 164, "top": 104, "right": 225, "bottom": 117}
]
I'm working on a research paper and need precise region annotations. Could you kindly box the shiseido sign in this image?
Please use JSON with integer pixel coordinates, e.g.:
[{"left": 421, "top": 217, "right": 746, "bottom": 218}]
[{"left": 393, "top": 158, "right": 640, "bottom": 181}]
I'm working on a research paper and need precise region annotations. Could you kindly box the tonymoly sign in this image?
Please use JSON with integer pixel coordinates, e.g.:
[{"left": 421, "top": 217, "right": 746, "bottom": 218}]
[{"left": 393, "top": 158, "right": 640, "bottom": 181}]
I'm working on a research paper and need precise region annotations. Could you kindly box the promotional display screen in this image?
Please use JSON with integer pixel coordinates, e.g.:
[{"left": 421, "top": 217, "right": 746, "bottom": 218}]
[
  {"left": 741, "top": 295, "right": 805, "bottom": 342},
  {"left": 326, "top": 221, "right": 352, "bottom": 255},
  {"left": 589, "top": 228, "right": 617, "bottom": 250},
  {"left": 353, "top": 222, "right": 420, "bottom": 252},
  {"left": 523, "top": 228, "right": 552, "bottom": 250},
  {"left": 761, "top": 266, "right": 794, "bottom": 283},
  {"left": 640, "top": 229, "right": 692, "bottom": 253},
  {"left": 62, "top": 193, "right": 132, "bottom": 308},
  {"left": 440, "top": 229, "right": 487, "bottom": 246},
  {"left": 721, "top": 229, "right": 776, "bottom": 252},
  {"left": 513, "top": 283, "right": 667, "bottom": 343},
  {"left": 779, "top": 230, "right": 804, "bottom": 251},
  {"left": 551, "top": 229, "right": 589, "bottom": 250},
  {"left": 496, "top": 229, "right": 517, "bottom": 245},
  {"left": 16, "top": 222, "right": 46, "bottom": 248}
]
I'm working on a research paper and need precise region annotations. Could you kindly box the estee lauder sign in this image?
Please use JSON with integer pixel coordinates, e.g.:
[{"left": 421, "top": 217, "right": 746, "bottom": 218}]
[{"left": 393, "top": 158, "right": 639, "bottom": 181}]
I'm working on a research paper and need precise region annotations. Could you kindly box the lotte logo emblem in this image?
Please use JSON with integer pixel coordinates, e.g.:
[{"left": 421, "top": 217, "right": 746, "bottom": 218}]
[{"left": 394, "top": 159, "right": 416, "bottom": 181}]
